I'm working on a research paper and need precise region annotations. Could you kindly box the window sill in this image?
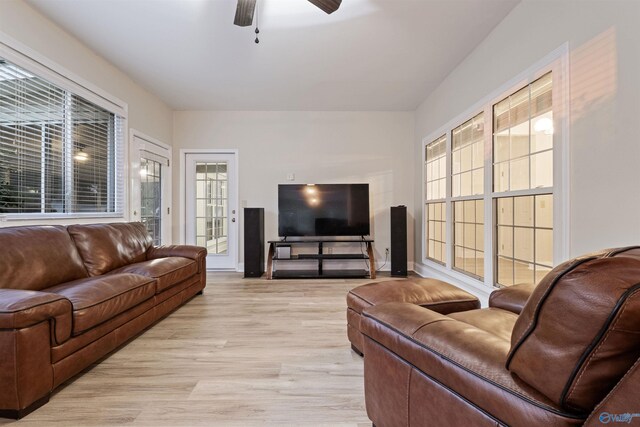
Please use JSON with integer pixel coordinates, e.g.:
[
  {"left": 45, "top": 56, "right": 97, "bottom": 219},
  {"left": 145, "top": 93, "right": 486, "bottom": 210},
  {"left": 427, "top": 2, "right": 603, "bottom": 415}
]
[
  {"left": 0, "top": 212, "right": 125, "bottom": 222},
  {"left": 414, "top": 259, "right": 494, "bottom": 306}
]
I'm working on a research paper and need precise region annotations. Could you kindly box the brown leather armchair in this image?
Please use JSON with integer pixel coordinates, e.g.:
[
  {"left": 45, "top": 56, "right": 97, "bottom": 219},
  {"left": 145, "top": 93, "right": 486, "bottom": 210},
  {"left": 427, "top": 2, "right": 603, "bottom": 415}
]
[{"left": 361, "top": 247, "right": 640, "bottom": 426}]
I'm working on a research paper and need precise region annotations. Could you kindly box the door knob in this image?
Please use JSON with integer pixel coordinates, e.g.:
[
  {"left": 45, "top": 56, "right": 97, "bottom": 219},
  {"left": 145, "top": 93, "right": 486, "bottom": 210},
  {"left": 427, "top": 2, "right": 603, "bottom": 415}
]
[{"left": 232, "top": 218, "right": 236, "bottom": 222}]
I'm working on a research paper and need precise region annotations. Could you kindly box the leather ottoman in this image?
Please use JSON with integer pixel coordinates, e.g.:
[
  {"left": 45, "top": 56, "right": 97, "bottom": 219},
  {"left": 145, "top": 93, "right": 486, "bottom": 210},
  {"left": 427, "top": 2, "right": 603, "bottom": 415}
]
[{"left": 347, "top": 278, "right": 480, "bottom": 355}]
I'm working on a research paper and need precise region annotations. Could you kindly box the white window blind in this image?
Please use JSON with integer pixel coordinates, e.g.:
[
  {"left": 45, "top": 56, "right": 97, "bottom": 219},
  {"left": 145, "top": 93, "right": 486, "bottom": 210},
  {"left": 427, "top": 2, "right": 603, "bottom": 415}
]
[{"left": 0, "top": 57, "right": 124, "bottom": 216}]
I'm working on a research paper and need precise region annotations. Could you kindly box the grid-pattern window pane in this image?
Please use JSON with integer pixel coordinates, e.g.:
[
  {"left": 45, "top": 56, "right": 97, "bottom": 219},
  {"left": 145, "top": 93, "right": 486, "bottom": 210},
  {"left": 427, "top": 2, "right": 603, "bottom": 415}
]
[
  {"left": 426, "top": 202, "right": 446, "bottom": 264},
  {"left": 425, "top": 135, "right": 446, "bottom": 200},
  {"left": 496, "top": 194, "right": 553, "bottom": 286},
  {"left": 493, "top": 72, "right": 552, "bottom": 192},
  {"left": 195, "top": 162, "right": 228, "bottom": 255},
  {"left": 0, "top": 57, "right": 123, "bottom": 215},
  {"left": 453, "top": 200, "right": 484, "bottom": 279},
  {"left": 452, "top": 113, "right": 484, "bottom": 197},
  {"left": 140, "top": 158, "right": 161, "bottom": 245}
]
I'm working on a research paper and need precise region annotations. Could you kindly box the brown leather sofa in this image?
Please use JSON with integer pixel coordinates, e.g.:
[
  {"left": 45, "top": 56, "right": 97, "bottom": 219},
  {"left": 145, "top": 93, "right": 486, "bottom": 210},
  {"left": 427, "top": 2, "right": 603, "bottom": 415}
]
[
  {"left": 0, "top": 222, "right": 207, "bottom": 419},
  {"left": 361, "top": 247, "right": 640, "bottom": 426}
]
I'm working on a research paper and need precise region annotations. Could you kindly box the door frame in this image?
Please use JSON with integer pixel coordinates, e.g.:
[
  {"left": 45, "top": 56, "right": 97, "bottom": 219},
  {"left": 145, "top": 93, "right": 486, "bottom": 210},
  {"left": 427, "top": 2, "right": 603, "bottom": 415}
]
[
  {"left": 129, "top": 129, "right": 173, "bottom": 244},
  {"left": 180, "top": 149, "right": 240, "bottom": 271}
]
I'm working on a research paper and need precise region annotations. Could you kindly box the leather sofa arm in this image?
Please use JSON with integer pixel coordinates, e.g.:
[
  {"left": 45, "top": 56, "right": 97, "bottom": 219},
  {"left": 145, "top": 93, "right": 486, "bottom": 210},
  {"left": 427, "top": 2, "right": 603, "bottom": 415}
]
[
  {"left": 0, "top": 289, "right": 72, "bottom": 345},
  {"left": 147, "top": 245, "right": 207, "bottom": 260},
  {"left": 360, "top": 303, "right": 519, "bottom": 397},
  {"left": 147, "top": 245, "right": 207, "bottom": 273},
  {"left": 489, "top": 283, "right": 536, "bottom": 315}
]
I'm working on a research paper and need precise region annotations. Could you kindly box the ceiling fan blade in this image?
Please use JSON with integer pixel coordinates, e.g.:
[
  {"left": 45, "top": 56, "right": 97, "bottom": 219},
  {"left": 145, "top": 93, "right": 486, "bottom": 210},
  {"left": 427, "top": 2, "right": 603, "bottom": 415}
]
[
  {"left": 307, "top": 0, "right": 342, "bottom": 14},
  {"left": 234, "top": 0, "right": 257, "bottom": 27}
]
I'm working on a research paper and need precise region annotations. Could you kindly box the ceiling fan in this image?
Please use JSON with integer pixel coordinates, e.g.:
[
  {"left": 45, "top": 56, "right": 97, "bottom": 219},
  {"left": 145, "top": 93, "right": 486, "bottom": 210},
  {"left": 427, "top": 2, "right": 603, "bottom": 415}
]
[{"left": 233, "top": 0, "right": 342, "bottom": 27}]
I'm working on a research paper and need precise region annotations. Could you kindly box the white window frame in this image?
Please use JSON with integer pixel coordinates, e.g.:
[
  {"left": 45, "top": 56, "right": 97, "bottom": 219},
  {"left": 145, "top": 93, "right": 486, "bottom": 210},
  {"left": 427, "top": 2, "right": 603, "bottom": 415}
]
[
  {"left": 420, "top": 44, "right": 570, "bottom": 296},
  {"left": 129, "top": 129, "right": 172, "bottom": 244},
  {"left": 0, "top": 31, "right": 129, "bottom": 223},
  {"left": 450, "top": 112, "right": 486, "bottom": 280},
  {"left": 425, "top": 135, "right": 447, "bottom": 265}
]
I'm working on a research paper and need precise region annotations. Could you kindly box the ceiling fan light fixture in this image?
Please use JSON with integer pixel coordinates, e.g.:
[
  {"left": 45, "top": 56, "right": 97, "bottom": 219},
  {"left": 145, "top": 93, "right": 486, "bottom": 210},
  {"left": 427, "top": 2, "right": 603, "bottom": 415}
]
[
  {"left": 234, "top": 0, "right": 257, "bottom": 27},
  {"left": 307, "top": 0, "right": 342, "bottom": 14}
]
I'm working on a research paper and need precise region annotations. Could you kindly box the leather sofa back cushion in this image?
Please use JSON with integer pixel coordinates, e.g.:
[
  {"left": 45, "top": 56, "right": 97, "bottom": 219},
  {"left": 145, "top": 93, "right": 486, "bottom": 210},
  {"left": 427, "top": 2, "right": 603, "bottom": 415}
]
[
  {"left": 507, "top": 247, "right": 640, "bottom": 413},
  {"left": 68, "top": 223, "right": 152, "bottom": 276},
  {"left": 0, "top": 225, "right": 88, "bottom": 290}
]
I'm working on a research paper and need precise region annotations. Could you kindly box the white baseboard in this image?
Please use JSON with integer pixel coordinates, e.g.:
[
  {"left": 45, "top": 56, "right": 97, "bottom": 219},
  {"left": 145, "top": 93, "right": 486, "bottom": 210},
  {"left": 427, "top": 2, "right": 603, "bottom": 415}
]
[{"left": 235, "top": 261, "right": 413, "bottom": 274}]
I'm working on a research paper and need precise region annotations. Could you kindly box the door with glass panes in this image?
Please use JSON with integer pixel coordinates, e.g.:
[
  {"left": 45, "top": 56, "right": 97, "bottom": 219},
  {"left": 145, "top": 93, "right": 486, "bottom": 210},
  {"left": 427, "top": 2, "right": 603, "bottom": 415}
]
[
  {"left": 131, "top": 132, "right": 172, "bottom": 246},
  {"left": 185, "top": 152, "right": 238, "bottom": 269},
  {"left": 138, "top": 151, "right": 170, "bottom": 245}
]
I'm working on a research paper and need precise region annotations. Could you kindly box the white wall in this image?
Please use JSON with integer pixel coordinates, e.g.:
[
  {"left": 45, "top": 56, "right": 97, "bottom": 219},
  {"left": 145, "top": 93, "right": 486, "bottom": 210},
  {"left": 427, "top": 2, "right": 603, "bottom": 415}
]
[
  {"left": 173, "top": 111, "right": 415, "bottom": 267},
  {"left": 0, "top": 0, "right": 174, "bottom": 227},
  {"left": 413, "top": 0, "right": 640, "bottom": 267},
  {"left": 0, "top": 0, "right": 173, "bottom": 144}
]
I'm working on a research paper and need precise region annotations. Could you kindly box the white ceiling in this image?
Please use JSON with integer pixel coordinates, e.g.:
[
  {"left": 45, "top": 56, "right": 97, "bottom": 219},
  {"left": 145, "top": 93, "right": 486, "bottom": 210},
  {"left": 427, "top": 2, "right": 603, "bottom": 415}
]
[{"left": 27, "top": 0, "right": 519, "bottom": 111}]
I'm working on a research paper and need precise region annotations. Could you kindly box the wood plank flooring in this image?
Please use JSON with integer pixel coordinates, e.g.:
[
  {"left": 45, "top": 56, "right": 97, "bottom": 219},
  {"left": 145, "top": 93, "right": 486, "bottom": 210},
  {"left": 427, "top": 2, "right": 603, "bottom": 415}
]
[{"left": 4, "top": 272, "right": 403, "bottom": 426}]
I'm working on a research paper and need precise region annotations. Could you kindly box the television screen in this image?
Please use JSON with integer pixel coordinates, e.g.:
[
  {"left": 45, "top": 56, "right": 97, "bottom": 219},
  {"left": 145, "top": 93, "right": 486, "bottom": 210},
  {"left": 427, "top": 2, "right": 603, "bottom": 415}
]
[{"left": 278, "top": 184, "right": 370, "bottom": 237}]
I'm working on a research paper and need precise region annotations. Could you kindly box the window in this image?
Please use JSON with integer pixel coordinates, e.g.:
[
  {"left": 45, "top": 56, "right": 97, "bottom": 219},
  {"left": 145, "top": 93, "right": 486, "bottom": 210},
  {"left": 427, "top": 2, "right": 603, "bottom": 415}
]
[
  {"left": 426, "top": 202, "right": 446, "bottom": 264},
  {"left": 493, "top": 73, "right": 553, "bottom": 192},
  {"left": 451, "top": 112, "right": 485, "bottom": 279},
  {"left": 140, "top": 158, "right": 162, "bottom": 245},
  {"left": 421, "top": 57, "right": 564, "bottom": 290},
  {"left": 493, "top": 73, "right": 553, "bottom": 286},
  {"left": 453, "top": 200, "right": 484, "bottom": 279},
  {"left": 0, "top": 57, "right": 124, "bottom": 216},
  {"left": 195, "top": 162, "right": 228, "bottom": 254},
  {"left": 452, "top": 113, "right": 484, "bottom": 197},
  {"left": 425, "top": 135, "right": 446, "bottom": 201},
  {"left": 496, "top": 195, "right": 553, "bottom": 286},
  {"left": 425, "top": 135, "right": 447, "bottom": 264}
]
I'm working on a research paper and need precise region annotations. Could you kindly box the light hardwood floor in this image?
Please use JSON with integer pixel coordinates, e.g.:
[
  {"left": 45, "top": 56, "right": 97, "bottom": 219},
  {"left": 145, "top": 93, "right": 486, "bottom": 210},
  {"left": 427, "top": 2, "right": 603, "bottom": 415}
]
[{"left": 4, "top": 272, "right": 403, "bottom": 426}]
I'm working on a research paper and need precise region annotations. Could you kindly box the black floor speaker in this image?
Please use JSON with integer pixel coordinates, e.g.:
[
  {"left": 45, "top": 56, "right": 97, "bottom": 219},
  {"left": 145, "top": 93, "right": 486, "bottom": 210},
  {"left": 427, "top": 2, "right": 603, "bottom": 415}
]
[
  {"left": 244, "top": 208, "right": 264, "bottom": 278},
  {"left": 390, "top": 205, "right": 407, "bottom": 277}
]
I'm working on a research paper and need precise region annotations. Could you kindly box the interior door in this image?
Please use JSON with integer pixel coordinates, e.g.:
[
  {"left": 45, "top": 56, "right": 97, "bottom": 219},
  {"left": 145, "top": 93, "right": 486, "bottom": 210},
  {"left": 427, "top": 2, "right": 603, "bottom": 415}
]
[
  {"left": 185, "top": 152, "right": 238, "bottom": 270},
  {"left": 131, "top": 134, "right": 172, "bottom": 245}
]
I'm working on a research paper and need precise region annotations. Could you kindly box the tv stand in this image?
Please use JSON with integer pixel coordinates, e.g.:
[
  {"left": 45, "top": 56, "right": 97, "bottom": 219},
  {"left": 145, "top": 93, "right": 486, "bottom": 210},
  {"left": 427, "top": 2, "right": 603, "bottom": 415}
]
[{"left": 266, "top": 239, "right": 376, "bottom": 280}]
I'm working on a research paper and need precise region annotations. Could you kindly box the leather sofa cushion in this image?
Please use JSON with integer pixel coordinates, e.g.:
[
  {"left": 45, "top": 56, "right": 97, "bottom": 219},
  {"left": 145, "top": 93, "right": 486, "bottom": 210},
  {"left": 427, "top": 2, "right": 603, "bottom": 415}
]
[
  {"left": 109, "top": 257, "right": 198, "bottom": 293},
  {"left": 67, "top": 223, "right": 152, "bottom": 276},
  {"left": 362, "top": 303, "right": 585, "bottom": 426},
  {"left": 448, "top": 308, "right": 518, "bottom": 342},
  {"left": 45, "top": 274, "right": 155, "bottom": 335},
  {"left": 508, "top": 246, "right": 640, "bottom": 413},
  {"left": 0, "top": 225, "right": 88, "bottom": 291}
]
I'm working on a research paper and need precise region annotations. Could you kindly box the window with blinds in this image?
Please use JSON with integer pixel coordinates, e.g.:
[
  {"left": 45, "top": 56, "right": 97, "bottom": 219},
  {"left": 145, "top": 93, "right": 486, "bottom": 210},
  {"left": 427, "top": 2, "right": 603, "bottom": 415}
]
[{"left": 0, "top": 57, "right": 123, "bottom": 216}]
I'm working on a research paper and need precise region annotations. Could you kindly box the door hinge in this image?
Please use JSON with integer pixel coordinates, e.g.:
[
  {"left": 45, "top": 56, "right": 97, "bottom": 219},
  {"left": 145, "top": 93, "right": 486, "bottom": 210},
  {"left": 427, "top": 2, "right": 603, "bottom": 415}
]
[
  {"left": 167, "top": 159, "right": 170, "bottom": 167},
  {"left": 167, "top": 207, "right": 171, "bottom": 215}
]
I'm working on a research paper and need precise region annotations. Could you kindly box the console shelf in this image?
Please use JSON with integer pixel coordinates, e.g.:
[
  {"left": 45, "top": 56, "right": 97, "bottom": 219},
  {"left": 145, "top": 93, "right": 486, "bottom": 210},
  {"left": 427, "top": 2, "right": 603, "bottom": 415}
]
[{"left": 266, "top": 239, "right": 375, "bottom": 280}]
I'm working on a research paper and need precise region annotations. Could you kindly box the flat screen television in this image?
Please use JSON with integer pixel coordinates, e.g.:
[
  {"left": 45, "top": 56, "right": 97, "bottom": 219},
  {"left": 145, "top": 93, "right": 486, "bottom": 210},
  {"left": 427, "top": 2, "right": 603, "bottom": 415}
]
[{"left": 278, "top": 184, "right": 370, "bottom": 237}]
